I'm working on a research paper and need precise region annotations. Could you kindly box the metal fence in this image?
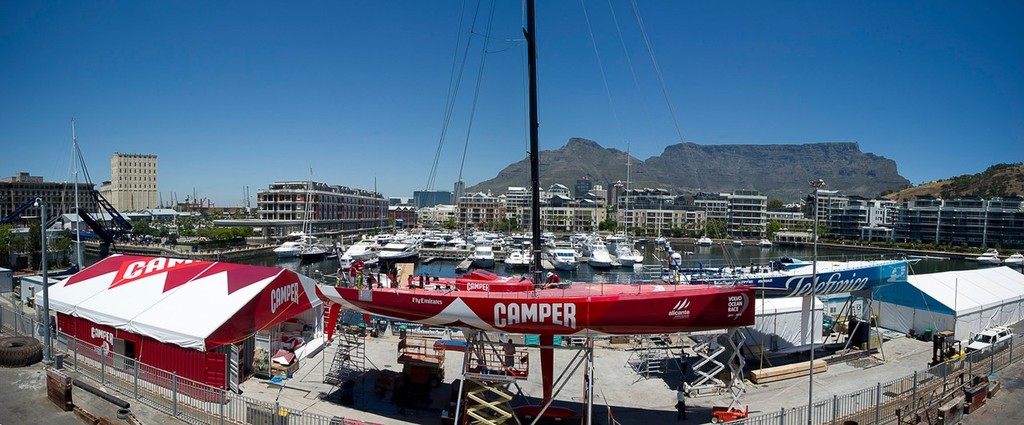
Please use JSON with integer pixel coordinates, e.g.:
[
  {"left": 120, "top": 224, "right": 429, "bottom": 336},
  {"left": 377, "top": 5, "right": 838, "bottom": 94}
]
[
  {"left": 1, "top": 303, "right": 367, "bottom": 425},
  {"left": 3, "top": 301, "right": 1019, "bottom": 425},
  {"left": 732, "top": 337, "right": 1019, "bottom": 425}
]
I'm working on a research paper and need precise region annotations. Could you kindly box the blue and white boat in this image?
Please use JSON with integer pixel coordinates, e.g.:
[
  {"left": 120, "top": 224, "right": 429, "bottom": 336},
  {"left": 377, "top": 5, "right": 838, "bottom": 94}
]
[{"left": 681, "top": 257, "right": 910, "bottom": 298}]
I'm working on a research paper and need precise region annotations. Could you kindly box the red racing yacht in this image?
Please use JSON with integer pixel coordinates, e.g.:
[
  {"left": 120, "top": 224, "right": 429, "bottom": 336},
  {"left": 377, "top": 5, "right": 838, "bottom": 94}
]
[{"left": 316, "top": 282, "right": 753, "bottom": 336}]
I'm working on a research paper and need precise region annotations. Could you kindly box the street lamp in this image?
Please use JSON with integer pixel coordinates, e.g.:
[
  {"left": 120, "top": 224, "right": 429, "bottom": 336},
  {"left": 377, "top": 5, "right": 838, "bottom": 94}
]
[
  {"left": 34, "top": 197, "right": 51, "bottom": 363},
  {"left": 807, "top": 178, "right": 825, "bottom": 424}
]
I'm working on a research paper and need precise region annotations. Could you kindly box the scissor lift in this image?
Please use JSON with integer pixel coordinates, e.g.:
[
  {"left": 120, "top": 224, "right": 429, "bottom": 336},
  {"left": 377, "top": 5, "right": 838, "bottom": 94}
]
[{"left": 455, "top": 331, "right": 531, "bottom": 425}]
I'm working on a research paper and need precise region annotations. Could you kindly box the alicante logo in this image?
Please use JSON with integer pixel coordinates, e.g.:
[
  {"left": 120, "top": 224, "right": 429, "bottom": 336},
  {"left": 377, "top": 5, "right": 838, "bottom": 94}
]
[{"left": 669, "top": 298, "right": 691, "bottom": 318}]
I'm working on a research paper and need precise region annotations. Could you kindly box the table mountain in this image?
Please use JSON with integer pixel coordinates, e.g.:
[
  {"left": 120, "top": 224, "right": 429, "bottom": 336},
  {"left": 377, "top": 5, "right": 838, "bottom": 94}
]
[{"left": 467, "top": 137, "right": 910, "bottom": 202}]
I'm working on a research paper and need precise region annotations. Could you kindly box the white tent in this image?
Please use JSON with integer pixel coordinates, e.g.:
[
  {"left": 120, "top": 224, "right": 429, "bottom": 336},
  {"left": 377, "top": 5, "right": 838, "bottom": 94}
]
[
  {"left": 49, "top": 254, "right": 323, "bottom": 351},
  {"left": 747, "top": 297, "right": 824, "bottom": 351},
  {"left": 871, "top": 267, "right": 1024, "bottom": 340}
]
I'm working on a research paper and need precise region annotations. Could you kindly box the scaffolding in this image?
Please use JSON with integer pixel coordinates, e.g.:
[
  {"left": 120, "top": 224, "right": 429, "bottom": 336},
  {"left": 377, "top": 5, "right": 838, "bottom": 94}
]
[
  {"left": 324, "top": 327, "right": 367, "bottom": 386},
  {"left": 625, "top": 335, "right": 682, "bottom": 380}
]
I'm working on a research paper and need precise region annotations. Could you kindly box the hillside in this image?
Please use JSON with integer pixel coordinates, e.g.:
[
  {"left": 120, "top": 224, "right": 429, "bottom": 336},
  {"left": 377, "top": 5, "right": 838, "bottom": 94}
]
[
  {"left": 468, "top": 138, "right": 910, "bottom": 202},
  {"left": 884, "top": 163, "right": 1024, "bottom": 201}
]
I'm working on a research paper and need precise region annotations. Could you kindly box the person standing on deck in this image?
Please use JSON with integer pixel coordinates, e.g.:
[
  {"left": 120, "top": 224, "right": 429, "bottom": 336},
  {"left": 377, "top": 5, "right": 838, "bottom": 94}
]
[{"left": 676, "top": 384, "right": 687, "bottom": 420}]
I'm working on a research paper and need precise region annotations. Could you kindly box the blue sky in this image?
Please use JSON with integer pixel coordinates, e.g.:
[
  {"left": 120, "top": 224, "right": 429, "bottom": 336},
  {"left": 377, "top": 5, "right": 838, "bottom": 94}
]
[{"left": 2, "top": 1, "right": 1021, "bottom": 206}]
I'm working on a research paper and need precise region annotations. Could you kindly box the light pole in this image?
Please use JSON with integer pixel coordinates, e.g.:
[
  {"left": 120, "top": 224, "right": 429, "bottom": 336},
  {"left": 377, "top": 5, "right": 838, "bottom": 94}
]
[
  {"left": 35, "top": 197, "right": 51, "bottom": 363},
  {"left": 807, "top": 178, "right": 825, "bottom": 424}
]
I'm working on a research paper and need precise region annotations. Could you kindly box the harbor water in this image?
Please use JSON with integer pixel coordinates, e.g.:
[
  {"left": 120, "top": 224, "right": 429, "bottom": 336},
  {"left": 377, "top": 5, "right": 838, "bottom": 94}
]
[{"left": 247, "top": 241, "right": 1008, "bottom": 283}]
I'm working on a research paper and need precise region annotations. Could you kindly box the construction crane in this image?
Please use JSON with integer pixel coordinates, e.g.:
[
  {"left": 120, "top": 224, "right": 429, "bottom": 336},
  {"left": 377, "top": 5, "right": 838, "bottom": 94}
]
[{"left": 0, "top": 198, "right": 41, "bottom": 225}]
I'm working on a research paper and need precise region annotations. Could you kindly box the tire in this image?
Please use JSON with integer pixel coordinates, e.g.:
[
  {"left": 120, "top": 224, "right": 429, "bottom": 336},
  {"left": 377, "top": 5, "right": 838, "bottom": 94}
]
[{"left": 0, "top": 336, "right": 44, "bottom": 367}]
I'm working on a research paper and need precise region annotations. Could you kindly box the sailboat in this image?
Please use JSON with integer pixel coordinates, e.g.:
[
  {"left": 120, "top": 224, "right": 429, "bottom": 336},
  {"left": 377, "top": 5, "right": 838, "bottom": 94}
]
[
  {"left": 298, "top": 171, "right": 328, "bottom": 259},
  {"left": 315, "top": 1, "right": 755, "bottom": 418}
]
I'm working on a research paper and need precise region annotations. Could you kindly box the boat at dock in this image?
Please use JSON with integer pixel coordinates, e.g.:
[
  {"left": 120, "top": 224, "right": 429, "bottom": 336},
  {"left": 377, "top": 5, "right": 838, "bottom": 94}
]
[
  {"left": 1004, "top": 252, "right": 1024, "bottom": 266},
  {"left": 974, "top": 249, "right": 1001, "bottom": 265},
  {"left": 470, "top": 245, "right": 496, "bottom": 268},
  {"left": 681, "top": 256, "right": 909, "bottom": 298},
  {"left": 548, "top": 246, "right": 578, "bottom": 271}
]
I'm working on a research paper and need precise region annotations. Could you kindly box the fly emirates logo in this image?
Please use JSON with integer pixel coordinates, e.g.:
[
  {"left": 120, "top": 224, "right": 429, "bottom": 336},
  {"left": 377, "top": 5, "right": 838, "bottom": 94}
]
[{"left": 494, "top": 302, "right": 577, "bottom": 329}]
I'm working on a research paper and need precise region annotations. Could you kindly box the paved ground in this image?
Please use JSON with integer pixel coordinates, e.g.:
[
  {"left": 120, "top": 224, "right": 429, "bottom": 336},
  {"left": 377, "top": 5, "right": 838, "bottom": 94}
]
[
  {"left": 4, "top": 323, "right": 1022, "bottom": 425},
  {"left": 235, "top": 330, "right": 944, "bottom": 424},
  {"left": 0, "top": 334, "right": 179, "bottom": 425}
]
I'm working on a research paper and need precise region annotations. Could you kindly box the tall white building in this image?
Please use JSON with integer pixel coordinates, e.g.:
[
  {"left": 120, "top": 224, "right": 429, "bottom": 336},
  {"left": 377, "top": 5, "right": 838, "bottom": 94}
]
[{"left": 109, "top": 153, "right": 158, "bottom": 212}]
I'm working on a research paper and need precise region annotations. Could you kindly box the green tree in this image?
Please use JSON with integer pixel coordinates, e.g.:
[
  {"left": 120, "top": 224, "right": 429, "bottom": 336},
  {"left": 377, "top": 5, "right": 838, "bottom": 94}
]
[
  {"left": 0, "top": 224, "right": 14, "bottom": 267},
  {"left": 765, "top": 221, "right": 783, "bottom": 238},
  {"left": 768, "top": 199, "right": 784, "bottom": 210},
  {"left": 52, "top": 229, "right": 74, "bottom": 266},
  {"left": 28, "top": 222, "right": 41, "bottom": 269},
  {"left": 598, "top": 218, "right": 618, "bottom": 232},
  {"left": 704, "top": 219, "right": 727, "bottom": 239}
]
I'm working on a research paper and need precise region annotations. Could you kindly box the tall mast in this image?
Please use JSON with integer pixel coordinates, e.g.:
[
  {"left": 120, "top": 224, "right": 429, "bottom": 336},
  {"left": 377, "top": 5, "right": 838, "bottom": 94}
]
[
  {"left": 72, "top": 118, "right": 83, "bottom": 267},
  {"left": 527, "top": 0, "right": 542, "bottom": 288},
  {"left": 526, "top": 0, "right": 557, "bottom": 408}
]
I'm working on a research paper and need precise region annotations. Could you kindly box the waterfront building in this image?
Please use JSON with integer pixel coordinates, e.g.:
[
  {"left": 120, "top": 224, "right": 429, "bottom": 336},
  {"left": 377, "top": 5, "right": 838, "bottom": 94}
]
[
  {"left": 766, "top": 210, "right": 811, "bottom": 232},
  {"left": 503, "top": 186, "right": 532, "bottom": 209},
  {"left": 456, "top": 192, "right": 505, "bottom": 229},
  {"left": 249, "top": 180, "right": 387, "bottom": 238},
  {"left": 453, "top": 180, "right": 465, "bottom": 203},
  {"left": 540, "top": 203, "right": 605, "bottom": 234},
  {"left": 574, "top": 176, "right": 592, "bottom": 199},
  {"left": 417, "top": 204, "right": 456, "bottom": 227},
  {"left": 724, "top": 190, "right": 768, "bottom": 237},
  {"left": 831, "top": 197, "right": 898, "bottom": 240},
  {"left": 388, "top": 205, "right": 417, "bottom": 228},
  {"left": 546, "top": 183, "right": 571, "bottom": 201},
  {"left": 619, "top": 188, "right": 675, "bottom": 210},
  {"left": 413, "top": 190, "right": 452, "bottom": 208},
  {"left": 692, "top": 192, "right": 729, "bottom": 222},
  {"left": 108, "top": 153, "right": 158, "bottom": 212},
  {"left": 607, "top": 180, "right": 625, "bottom": 209},
  {"left": 894, "top": 196, "right": 1024, "bottom": 248},
  {"left": 0, "top": 172, "right": 98, "bottom": 224}
]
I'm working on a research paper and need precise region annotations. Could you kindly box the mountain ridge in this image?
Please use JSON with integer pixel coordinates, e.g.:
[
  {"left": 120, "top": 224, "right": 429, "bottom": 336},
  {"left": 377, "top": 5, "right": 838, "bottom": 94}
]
[{"left": 468, "top": 137, "right": 911, "bottom": 202}]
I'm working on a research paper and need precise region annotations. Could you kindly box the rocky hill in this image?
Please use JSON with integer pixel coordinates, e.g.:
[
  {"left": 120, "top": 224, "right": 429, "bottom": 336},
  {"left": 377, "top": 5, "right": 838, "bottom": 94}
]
[
  {"left": 468, "top": 138, "right": 910, "bottom": 202},
  {"left": 883, "top": 163, "right": 1024, "bottom": 201}
]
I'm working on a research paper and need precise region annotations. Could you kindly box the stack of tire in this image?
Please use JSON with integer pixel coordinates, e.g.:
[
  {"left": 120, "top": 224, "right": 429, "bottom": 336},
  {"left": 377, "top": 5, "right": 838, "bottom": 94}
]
[{"left": 0, "top": 336, "right": 44, "bottom": 367}]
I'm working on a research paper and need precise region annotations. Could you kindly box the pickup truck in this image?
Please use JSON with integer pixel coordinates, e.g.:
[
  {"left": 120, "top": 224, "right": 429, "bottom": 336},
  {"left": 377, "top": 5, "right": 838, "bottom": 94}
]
[{"left": 965, "top": 326, "right": 1014, "bottom": 353}]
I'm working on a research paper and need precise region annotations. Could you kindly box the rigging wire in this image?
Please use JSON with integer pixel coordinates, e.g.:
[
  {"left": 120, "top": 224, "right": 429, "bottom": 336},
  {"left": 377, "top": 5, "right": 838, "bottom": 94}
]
[
  {"left": 456, "top": 0, "right": 498, "bottom": 186},
  {"left": 425, "top": 0, "right": 476, "bottom": 191},
  {"left": 580, "top": 0, "right": 623, "bottom": 142},
  {"left": 629, "top": 0, "right": 704, "bottom": 192}
]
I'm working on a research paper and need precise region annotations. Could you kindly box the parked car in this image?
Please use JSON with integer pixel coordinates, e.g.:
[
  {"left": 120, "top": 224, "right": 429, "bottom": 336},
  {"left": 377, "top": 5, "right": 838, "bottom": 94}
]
[{"left": 965, "top": 326, "right": 1014, "bottom": 353}]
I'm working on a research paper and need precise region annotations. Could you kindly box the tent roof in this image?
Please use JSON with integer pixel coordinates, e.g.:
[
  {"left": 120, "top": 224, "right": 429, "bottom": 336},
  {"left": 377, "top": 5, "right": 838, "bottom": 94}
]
[
  {"left": 49, "top": 255, "right": 321, "bottom": 351},
  {"left": 875, "top": 267, "right": 1024, "bottom": 315}
]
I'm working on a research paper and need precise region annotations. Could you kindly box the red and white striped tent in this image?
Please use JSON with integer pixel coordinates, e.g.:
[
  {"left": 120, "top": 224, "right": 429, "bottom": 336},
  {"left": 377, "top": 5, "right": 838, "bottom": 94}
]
[
  {"left": 50, "top": 254, "right": 321, "bottom": 351},
  {"left": 48, "top": 254, "right": 322, "bottom": 388}
]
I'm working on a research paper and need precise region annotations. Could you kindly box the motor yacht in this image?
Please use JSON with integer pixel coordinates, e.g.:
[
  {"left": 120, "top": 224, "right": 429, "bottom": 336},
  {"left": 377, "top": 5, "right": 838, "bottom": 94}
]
[
  {"left": 470, "top": 245, "right": 496, "bottom": 268},
  {"left": 587, "top": 242, "right": 614, "bottom": 269},
  {"left": 378, "top": 241, "right": 419, "bottom": 262},
  {"left": 975, "top": 249, "right": 1001, "bottom": 265},
  {"left": 1003, "top": 252, "right": 1023, "bottom": 267}
]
